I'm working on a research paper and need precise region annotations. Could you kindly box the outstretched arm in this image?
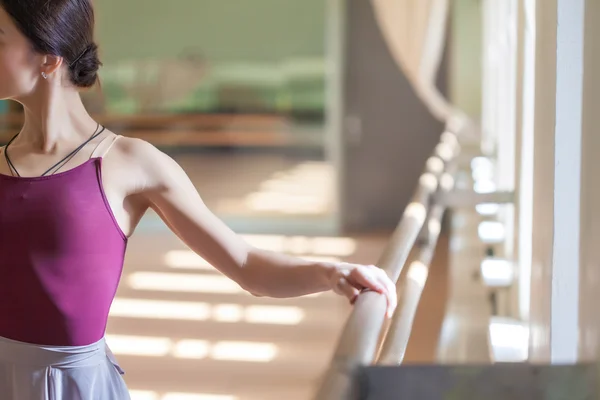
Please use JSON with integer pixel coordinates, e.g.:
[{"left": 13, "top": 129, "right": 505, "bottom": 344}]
[{"left": 132, "top": 140, "right": 397, "bottom": 316}]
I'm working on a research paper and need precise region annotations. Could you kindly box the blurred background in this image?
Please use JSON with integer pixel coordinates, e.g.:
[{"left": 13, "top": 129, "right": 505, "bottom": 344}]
[
  {"left": 3, "top": 0, "right": 337, "bottom": 233},
  {"left": 2, "top": 0, "right": 599, "bottom": 399}
]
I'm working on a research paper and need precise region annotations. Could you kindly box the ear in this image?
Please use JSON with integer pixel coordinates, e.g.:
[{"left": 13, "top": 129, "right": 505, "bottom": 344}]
[{"left": 40, "top": 54, "right": 64, "bottom": 78}]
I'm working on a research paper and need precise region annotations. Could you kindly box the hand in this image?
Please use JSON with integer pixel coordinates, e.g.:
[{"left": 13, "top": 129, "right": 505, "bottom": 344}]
[{"left": 329, "top": 263, "right": 398, "bottom": 318}]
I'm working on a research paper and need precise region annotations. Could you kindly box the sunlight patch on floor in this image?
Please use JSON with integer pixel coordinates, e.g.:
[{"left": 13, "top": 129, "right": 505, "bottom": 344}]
[
  {"left": 130, "top": 391, "right": 237, "bottom": 400},
  {"left": 215, "top": 162, "right": 335, "bottom": 216},
  {"left": 110, "top": 298, "right": 305, "bottom": 325},
  {"left": 107, "top": 334, "right": 278, "bottom": 363}
]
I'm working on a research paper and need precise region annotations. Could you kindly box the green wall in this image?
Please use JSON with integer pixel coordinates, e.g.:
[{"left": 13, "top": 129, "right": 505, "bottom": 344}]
[
  {"left": 95, "top": 0, "right": 326, "bottom": 64},
  {"left": 449, "top": 0, "right": 482, "bottom": 118}
]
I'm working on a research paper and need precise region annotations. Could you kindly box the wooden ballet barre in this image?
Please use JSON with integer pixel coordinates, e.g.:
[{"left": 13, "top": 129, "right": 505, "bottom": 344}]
[
  {"left": 0, "top": 113, "right": 321, "bottom": 148},
  {"left": 377, "top": 163, "right": 457, "bottom": 365},
  {"left": 312, "top": 130, "right": 460, "bottom": 400}
]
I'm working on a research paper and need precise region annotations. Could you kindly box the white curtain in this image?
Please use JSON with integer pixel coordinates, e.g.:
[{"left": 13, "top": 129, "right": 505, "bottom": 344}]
[{"left": 371, "top": 0, "right": 460, "bottom": 123}]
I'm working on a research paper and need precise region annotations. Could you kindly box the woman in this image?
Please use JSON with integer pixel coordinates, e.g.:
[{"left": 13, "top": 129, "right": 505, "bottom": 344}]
[{"left": 0, "top": 1, "right": 397, "bottom": 399}]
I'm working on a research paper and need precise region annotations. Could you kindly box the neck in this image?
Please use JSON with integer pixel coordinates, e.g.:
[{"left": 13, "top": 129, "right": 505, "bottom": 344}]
[{"left": 16, "top": 85, "right": 98, "bottom": 153}]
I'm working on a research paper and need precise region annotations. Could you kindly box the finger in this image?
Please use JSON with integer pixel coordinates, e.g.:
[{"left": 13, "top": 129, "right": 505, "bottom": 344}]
[
  {"left": 373, "top": 269, "right": 397, "bottom": 317},
  {"left": 374, "top": 269, "right": 397, "bottom": 303},
  {"left": 347, "top": 265, "right": 386, "bottom": 294},
  {"left": 350, "top": 287, "right": 373, "bottom": 305},
  {"left": 347, "top": 266, "right": 397, "bottom": 317},
  {"left": 334, "top": 276, "right": 361, "bottom": 303},
  {"left": 380, "top": 277, "right": 398, "bottom": 318}
]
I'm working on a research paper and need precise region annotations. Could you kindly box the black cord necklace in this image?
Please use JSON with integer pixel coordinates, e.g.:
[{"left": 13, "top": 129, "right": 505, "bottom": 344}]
[{"left": 4, "top": 123, "right": 105, "bottom": 177}]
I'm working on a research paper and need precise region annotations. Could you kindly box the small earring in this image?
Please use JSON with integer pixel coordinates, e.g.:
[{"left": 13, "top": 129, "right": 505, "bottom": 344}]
[{"left": 41, "top": 72, "right": 48, "bottom": 79}]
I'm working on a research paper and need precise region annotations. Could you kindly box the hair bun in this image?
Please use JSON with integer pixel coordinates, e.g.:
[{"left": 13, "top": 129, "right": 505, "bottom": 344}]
[{"left": 68, "top": 42, "right": 101, "bottom": 88}]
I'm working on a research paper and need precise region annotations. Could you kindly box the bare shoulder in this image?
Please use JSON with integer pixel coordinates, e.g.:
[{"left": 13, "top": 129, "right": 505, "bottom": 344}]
[
  {"left": 104, "top": 134, "right": 167, "bottom": 165},
  {"left": 111, "top": 135, "right": 164, "bottom": 162},
  {"left": 107, "top": 135, "right": 188, "bottom": 189}
]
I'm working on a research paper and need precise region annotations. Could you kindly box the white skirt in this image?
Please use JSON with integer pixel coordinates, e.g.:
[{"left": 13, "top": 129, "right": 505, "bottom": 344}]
[{"left": 0, "top": 334, "right": 130, "bottom": 400}]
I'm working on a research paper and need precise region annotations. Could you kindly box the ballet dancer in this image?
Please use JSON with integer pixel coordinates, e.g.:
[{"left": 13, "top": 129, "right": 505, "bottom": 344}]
[{"left": 0, "top": 0, "right": 397, "bottom": 398}]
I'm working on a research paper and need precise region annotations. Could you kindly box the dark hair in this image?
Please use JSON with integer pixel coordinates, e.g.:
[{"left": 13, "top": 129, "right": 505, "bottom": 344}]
[{"left": 0, "top": 0, "right": 101, "bottom": 88}]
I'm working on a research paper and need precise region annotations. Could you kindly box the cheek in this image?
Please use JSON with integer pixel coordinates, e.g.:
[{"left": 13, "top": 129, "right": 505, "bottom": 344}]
[{"left": 0, "top": 46, "right": 39, "bottom": 100}]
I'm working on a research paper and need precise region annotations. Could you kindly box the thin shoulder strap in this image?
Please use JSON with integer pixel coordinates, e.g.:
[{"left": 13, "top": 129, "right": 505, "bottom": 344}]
[{"left": 91, "top": 134, "right": 121, "bottom": 159}]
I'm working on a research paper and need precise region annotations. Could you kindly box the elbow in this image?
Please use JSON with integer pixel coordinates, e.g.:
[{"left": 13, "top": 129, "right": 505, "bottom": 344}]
[
  {"left": 237, "top": 248, "right": 271, "bottom": 297},
  {"left": 237, "top": 273, "right": 268, "bottom": 298},
  {"left": 241, "top": 281, "right": 268, "bottom": 298}
]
